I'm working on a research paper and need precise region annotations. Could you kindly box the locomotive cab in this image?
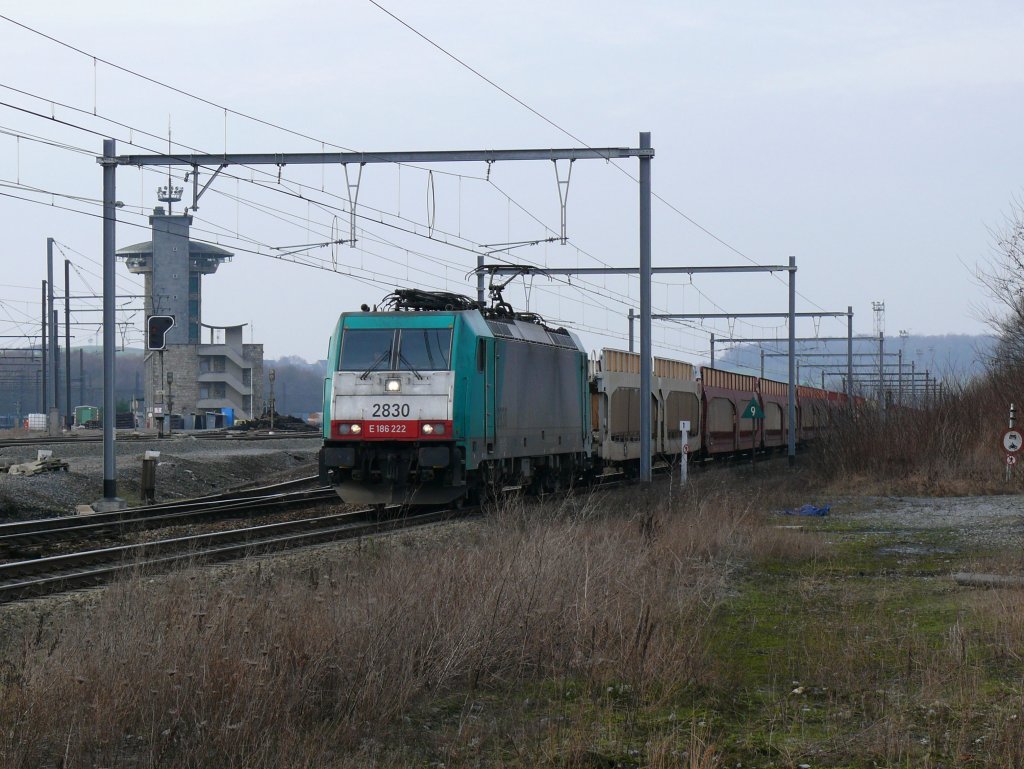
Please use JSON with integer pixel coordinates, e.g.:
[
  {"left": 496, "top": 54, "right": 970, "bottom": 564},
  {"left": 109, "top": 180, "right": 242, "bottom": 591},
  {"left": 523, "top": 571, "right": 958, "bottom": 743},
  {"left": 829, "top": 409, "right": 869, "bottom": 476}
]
[{"left": 321, "top": 313, "right": 465, "bottom": 505}]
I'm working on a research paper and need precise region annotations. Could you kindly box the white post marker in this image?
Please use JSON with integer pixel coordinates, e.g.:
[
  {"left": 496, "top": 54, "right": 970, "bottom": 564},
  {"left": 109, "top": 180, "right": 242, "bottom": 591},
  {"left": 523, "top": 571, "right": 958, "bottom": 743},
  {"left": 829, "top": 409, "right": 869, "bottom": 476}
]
[
  {"left": 1002, "top": 420, "right": 1021, "bottom": 482},
  {"left": 680, "top": 420, "right": 691, "bottom": 485}
]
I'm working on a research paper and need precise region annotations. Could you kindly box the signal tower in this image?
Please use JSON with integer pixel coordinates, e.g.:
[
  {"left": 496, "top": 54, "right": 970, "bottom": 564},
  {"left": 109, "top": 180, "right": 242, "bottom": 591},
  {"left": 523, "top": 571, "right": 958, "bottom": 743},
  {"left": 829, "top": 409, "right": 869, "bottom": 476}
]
[{"left": 118, "top": 199, "right": 263, "bottom": 429}]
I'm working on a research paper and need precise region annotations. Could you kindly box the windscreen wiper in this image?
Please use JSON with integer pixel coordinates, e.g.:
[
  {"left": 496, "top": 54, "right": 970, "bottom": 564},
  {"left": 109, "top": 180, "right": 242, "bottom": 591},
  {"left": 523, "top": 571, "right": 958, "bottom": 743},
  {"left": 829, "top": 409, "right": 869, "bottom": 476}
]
[
  {"left": 397, "top": 350, "right": 425, "bottom": 380},
  {"left": 359, "top": 349, "right": 392, "bottom": 380}
]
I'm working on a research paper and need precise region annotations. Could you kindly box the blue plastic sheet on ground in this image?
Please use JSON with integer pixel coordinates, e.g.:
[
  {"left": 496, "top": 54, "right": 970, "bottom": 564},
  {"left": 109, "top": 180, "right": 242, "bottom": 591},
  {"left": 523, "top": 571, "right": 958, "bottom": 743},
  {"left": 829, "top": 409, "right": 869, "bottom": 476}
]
[{"left": 781, "top": 503, "right": 831, "bottom": 517}]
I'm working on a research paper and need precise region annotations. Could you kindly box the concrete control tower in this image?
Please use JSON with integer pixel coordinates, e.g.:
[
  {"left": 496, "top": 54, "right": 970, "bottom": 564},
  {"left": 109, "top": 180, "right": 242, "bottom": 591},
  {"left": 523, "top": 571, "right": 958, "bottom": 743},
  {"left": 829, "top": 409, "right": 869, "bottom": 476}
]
[{"left": 118, "top": 206, "right": 264, "bottom": 428}]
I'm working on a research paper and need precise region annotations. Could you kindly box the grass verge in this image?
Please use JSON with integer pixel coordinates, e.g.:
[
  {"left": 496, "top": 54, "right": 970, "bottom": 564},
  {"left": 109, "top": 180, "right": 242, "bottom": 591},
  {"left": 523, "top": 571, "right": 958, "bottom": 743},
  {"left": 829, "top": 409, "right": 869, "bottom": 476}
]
[{"left": 0, "top": 475, "right": 1022, "bottom": 767}]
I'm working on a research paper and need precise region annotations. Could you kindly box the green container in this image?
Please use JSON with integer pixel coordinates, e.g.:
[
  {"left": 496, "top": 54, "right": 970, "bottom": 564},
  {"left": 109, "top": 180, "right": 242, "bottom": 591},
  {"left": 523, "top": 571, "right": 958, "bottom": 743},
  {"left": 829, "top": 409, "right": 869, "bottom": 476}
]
[{"left": 74, "top": 405, "right": 100, "bottom": 426}]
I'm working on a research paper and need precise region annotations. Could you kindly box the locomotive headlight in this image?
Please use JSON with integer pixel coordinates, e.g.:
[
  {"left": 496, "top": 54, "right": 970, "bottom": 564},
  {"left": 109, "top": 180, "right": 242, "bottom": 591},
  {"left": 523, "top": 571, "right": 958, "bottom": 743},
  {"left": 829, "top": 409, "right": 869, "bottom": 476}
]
[
  {"left": 385, "top": 378, "right": 401, "bottom": 393},
  {"left": 350, "top": 423, "right": 362, "bottom": 434},
  {"left": 421, "top": 423, "right": 434, "bottom": 434}
]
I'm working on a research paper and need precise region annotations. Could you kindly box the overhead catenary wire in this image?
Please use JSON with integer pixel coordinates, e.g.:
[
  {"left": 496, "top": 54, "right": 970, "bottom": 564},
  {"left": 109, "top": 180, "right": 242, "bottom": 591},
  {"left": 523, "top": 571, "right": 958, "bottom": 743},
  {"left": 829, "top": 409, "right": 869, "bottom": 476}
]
[
  {"left": 8, "top": 138, "right": 767, "bottom": 350},
  {"left": 0, "top": 169, "right": 785, "bottom": 355},
  {"left": 0, "top": 17, "right": 822, "bottom": 340},
  {"left": 365, "top": 1, "right": 830, "bottom": 315},
  {"left": 0, "top": 17, "right": 841, "bottom": 352},
  {"left": 0, "top": 83, "right": 787, "bottom": 351},
  {"left": 0, "top": 179, "right": 720, "bottom": 355}
]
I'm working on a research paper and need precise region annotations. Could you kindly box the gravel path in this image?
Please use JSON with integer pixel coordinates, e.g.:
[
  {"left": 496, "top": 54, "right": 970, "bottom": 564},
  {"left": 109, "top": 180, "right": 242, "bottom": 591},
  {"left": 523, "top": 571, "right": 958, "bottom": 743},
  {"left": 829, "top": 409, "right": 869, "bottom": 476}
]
[
  {"left": 0, "top": 433, "right": 321, "bottom": 519},
  {"left": 826, "top": 494, "right": 1024, "bottom": 551}
]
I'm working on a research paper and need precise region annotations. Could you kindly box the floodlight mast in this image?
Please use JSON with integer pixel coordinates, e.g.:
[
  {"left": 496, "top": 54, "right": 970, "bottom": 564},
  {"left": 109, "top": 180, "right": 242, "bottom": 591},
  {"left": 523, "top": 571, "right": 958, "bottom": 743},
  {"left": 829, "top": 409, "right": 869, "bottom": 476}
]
[{"left": 99, "top": 135, "right": 654, "bottom": 501}]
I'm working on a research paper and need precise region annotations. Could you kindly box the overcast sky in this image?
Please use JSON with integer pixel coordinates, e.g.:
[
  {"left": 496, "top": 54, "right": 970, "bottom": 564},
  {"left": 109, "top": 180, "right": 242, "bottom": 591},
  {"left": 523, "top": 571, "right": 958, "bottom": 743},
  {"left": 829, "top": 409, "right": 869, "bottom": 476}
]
[{"left": 1, "top": 0, "right": 1021, "bottom": 367}]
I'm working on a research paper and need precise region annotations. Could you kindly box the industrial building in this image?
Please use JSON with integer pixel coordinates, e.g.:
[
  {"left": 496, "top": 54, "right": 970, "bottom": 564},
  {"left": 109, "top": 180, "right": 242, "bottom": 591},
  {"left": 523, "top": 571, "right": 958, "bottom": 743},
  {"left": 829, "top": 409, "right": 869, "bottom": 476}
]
[{"left": 118, "top": 206, "right": 264, "bottom": 428}]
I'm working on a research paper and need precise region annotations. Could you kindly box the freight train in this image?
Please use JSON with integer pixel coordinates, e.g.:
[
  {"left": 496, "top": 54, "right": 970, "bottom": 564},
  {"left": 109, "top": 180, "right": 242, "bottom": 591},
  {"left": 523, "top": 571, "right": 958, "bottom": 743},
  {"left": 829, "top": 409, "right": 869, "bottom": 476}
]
[{"left": 319, "top": 289, "right": 857, "bottom": 505}]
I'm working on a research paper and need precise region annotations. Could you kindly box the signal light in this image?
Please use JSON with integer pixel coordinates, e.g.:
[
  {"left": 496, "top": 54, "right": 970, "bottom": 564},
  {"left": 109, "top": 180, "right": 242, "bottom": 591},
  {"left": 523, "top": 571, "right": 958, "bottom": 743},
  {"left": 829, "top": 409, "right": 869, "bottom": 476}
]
[{"left": 147, "top": 315, "right": 175, "bottom": 350}]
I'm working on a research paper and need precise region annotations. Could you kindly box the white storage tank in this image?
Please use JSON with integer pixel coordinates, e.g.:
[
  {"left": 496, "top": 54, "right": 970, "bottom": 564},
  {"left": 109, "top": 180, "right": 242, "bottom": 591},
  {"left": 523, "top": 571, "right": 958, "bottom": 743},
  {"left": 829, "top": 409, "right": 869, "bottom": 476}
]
[{"left": 26, "top": 413, "right": 47, "bottom": 431}]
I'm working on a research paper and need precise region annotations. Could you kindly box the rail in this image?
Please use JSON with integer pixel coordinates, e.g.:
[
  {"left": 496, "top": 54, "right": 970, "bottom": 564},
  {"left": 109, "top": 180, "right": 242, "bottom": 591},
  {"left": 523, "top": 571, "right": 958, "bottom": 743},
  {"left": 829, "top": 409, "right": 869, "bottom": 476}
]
[
  {"left": 0, "top": 476, "right": 327, "bottom": 552},
  {"left": 0, "top": 506, "right": 456, "bottom": 603},
  {"left": 0, "top": 431, "right": 320, "bottom": 450}
]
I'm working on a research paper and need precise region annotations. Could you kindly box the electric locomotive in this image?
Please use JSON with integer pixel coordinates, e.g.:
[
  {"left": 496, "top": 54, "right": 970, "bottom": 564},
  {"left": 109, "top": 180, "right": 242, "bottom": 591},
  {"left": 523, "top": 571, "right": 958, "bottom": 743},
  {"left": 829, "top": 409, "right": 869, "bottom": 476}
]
[{"left": 319, "top": 290, "right": 592, "bottom": 505}]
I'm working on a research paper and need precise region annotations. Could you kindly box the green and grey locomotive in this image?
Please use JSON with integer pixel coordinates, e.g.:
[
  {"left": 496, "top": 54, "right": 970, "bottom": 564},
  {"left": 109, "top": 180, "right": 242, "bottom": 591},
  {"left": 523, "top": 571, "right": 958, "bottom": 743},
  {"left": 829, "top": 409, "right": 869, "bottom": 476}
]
[{"left": 319, "top": 290, "right": 592, "bottom": 505}]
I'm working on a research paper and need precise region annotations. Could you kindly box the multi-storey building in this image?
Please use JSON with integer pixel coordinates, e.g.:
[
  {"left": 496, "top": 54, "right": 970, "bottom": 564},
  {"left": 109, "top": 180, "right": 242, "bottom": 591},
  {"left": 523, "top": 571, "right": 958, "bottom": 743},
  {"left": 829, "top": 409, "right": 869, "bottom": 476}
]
[{"left": 118, "top": 206, "right": 264, "bottom": 427}]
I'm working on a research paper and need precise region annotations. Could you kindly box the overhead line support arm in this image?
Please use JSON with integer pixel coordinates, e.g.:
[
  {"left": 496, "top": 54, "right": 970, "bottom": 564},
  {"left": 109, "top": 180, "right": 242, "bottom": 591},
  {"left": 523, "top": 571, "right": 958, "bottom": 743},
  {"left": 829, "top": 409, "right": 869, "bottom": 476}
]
[
  {"left": 112, "top": 147, "right": 655, "bottom": 167},
  {"left": 483, "top": 265, "right": 793, "bottom": 276},
  {"left": 653, "top": 311, "right": 846, "bottom": 320}
]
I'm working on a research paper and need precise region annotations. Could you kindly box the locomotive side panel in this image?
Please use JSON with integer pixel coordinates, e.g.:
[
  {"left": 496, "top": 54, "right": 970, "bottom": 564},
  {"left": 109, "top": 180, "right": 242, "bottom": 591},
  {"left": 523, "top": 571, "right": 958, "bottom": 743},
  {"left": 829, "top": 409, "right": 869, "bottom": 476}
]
[{"left": 492, "top": 338, "right": 587, "bottom": 458}]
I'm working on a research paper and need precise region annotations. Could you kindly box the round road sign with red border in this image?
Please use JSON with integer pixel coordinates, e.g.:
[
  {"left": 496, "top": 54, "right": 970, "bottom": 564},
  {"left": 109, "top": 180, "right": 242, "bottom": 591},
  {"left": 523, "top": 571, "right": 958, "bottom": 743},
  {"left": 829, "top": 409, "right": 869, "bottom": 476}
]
[{"left": 1003, "top": 429, "right": 1023, "bottom": 453}]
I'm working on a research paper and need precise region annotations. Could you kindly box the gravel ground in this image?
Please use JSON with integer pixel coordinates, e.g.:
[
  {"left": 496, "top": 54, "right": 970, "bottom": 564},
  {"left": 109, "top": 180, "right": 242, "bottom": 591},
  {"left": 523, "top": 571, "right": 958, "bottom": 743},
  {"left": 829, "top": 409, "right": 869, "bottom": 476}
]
[
  {"left": 0, "top": 433, "right": 322, "bottom": 519},
  {"left": 825, "top": 494, "right": 1024, "bottom": 551}
]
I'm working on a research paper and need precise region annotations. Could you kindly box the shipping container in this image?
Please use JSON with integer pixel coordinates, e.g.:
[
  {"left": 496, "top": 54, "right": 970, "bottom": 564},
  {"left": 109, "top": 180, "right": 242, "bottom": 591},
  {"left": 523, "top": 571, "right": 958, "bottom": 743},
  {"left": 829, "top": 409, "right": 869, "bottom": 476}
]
[{"left": 74, "top": 405, "right": 100, "bottom": 426}]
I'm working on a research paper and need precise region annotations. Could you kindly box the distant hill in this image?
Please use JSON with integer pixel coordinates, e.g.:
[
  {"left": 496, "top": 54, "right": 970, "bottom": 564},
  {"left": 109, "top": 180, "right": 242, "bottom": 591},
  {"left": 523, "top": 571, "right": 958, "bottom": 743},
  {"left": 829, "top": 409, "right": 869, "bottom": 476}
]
[{"left": 717, "top": 334, "right": 995, "bottom": 388}]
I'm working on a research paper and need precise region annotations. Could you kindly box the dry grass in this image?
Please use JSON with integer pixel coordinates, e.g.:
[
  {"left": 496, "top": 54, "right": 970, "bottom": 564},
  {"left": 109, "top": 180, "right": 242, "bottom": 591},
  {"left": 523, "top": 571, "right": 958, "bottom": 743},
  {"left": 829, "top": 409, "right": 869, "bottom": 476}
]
[
  {"left": 808, "top": 365, "right": 1024, "bottom": 495},
  {"left": 0, "top": 481, "right": 815, "bottom": 768},
  {"left": 3, "top": 459, "right": 1023, "bottom": 767}
]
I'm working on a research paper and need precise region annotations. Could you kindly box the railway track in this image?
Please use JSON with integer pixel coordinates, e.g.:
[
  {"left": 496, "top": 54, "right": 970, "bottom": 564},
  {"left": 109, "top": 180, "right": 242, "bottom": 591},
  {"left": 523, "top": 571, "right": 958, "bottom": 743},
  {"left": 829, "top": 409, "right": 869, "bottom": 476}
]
[
  {"left": 0, "top": 506, "right": 457, "bottom": 603},
  {"left": 0, "top": 464, "right": 673, "bottom": 605},
  {"left": 0, "top": 475, "right": 329, "bottom": 553},
  {"left": 0, "top": 430, "right": 320, "bottom": 450}
]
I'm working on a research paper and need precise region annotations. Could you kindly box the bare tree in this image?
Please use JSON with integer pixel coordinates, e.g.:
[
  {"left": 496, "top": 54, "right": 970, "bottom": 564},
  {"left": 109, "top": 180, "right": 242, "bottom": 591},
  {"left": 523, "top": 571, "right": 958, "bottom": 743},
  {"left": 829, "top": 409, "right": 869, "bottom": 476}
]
[{"left": 976, "top": 197, "right": 1024, "bottom": 368}]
